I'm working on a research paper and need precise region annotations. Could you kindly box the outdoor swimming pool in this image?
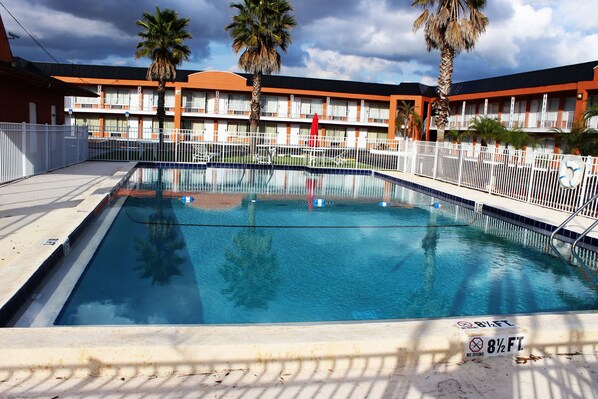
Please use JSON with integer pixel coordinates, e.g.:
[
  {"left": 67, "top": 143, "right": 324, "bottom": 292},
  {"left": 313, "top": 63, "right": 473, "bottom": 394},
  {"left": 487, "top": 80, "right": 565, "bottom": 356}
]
[{"left": 55, "top": 167, "right": 598, "bottom": 325}]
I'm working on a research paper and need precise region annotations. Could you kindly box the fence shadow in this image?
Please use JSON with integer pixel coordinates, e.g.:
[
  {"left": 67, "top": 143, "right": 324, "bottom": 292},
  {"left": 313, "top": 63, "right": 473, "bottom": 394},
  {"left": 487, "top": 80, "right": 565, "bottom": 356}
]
[{"left": 1, "top": 311, "right": 598, "bottom": 398}]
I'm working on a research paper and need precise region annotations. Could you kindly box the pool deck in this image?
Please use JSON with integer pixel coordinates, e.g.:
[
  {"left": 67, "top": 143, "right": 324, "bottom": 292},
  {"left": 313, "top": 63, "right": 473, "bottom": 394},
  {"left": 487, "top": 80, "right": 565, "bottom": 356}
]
[{"left": 1, "top": 162, "right": 598, "bottom": 398}]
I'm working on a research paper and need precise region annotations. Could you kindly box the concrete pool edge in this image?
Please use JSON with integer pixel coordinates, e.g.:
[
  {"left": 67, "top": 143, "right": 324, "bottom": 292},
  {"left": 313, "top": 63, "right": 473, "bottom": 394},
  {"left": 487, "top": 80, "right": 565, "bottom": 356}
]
[
  {"left": 1, "top": 312, "right": 598, "bottom": 379},
  {"left": 0, "top": 162, "right": 138, "bottom": 326},
  {"left": 376, "top": 170, "right": 598, "bottom": 247},
  {"left": 2, "top": 163, "right": 598, "bottom": 384}
]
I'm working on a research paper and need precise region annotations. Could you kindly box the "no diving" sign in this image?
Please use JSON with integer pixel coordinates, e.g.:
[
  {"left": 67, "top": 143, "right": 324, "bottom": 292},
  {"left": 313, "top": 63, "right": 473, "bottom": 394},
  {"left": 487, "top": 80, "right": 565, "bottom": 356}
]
[{"left": 466, "top": 334, "right": 526, "bottom": 358}]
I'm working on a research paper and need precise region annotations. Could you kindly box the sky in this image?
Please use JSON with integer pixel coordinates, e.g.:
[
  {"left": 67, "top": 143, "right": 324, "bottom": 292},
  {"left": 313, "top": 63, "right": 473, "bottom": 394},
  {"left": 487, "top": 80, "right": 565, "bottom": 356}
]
[{"left": 1, "top": 0, "right": 597, "bottom": 86}]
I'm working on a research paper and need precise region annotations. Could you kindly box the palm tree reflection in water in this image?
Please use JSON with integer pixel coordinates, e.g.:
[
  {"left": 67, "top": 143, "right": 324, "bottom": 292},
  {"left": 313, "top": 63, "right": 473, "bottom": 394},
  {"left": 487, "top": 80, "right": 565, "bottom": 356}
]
[
  {"left": 134, "top": 168, "right": 185, "bottom": 285},
  {"left": 219, "top": 193, "right": 280, "bottom": 310}
]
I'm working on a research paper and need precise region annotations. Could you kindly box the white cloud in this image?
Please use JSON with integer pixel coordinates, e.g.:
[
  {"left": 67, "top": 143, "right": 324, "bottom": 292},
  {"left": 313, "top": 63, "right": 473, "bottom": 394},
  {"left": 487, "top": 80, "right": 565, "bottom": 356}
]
[
  {"left": 71, "top": 301, "right": 134, "bottom": 325},
  {"left": 281, "top": 47, "right": 434, "bottom": 84},
  {"left": 2, "top": 0, "right": 597, "bottom": 83},
  {"left": 475, "top": 1, "right": 553, "bottom": 67},
  {"left": 2, "top": 1, "right": 130, "bottom": 41},
  {"left": 471, "top": 0, "right": 598, "bottom": 71}
]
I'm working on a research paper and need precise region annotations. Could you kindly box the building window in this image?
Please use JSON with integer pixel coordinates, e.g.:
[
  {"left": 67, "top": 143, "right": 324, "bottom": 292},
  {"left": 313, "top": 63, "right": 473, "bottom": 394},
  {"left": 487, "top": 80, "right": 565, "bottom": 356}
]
[
  {"left": 228, "top": 121, "right": 250, "bottom": 136},
  {"left": 104, "top": 116, "right": 129, "bottom": 137},
  {"left": 104, "top": 88, "right": 131, "bottom": 108},
  {"left": 367, "top": 102, "right": 390, "bottom": 122},
  {"left": 325, "top": 127, "right": 346, "bottom": 143},
  {"left": 151, "top": 119, "right": 175, "bottom": 130},
  {"left": 183, "top": 92, "right": 207, "bottom": 112},
  {"left": 367, "top": 128, "right": 388, "bottom": 141},
  {"left": 261, "top": 96, "right": 280, "bottom": 116},
  {"left": 299, "top": 98, "right": 323, "bottom": 117},
  {"left": 228, "top": 94, "right": 250, "bottom": 114},
  {"left": 75, "top": 115, "right": 101, "bottom": 134},
  {"left": 329, "top": 100, "right": 348, "bottom": 120}
]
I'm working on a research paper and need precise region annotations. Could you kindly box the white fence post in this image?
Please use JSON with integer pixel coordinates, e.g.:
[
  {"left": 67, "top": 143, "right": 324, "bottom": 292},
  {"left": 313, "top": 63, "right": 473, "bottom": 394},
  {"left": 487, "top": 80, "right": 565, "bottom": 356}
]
[
  {"left": 457, "top": 143, "right": 464, "bottom": 187},
  {"left": 21, "top": 122, "right": 27, "bottom": 179},
  {"left": 411, "top": 140, "right": 418, "bottom": 174},
  {"left": 578, "top": 156, "right": 592, "bottom": 209},
  {"left": 488, "top": 149, "right": 496, "bottom": 194},
  {"left": 526, "top": 151, "right": 536, "bottom": 203},
  {"left": 45, "top": 124, "right": 50, "bottom": 171},
  {"left": 432, "top": 142, "right": 439, "bottom": 180}
]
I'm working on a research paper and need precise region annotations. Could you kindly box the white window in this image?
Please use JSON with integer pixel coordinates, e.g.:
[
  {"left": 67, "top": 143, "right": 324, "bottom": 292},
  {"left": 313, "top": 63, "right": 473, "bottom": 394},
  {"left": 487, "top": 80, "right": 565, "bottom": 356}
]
[
  {"left": 165, "top": 91, "right": 176, "bottom": 110},
  {"left": 183, "top": 92, "right": 207, "bottom": 111},
  {"left": 152, "top": 119, "right": 175, "bottom": 130},
  {"left": 329, "top": 100, "right": 348, "bottom": 120},
  {"left": 75, "top": 115, "right": 100, "bottom": 129},
  {"left": 228, "top": 94, "right": 250, "bottom": 113},
  {"left": 258, "top": 123, "right": 277, "bottom": 135},
  {"left": 261, "top": 96, "right": 279, "bottom": 116},
  {"left": 228, "top": 121, "right": 249, "bottom": 135},
  {"left": 104, "top": 88, "right": 130, "bottom": 107},
  {"left": 299, "top": 98, "right": 323, "bottom": 116},
  {"left": 367, "top": 128, "right": 388, "bottom": 141},
  {"left": 367, "top": 103, "right": 390, "bottom": 122},
  {"left": 326, "top": 127, "right": 346, "bottom": 143}
]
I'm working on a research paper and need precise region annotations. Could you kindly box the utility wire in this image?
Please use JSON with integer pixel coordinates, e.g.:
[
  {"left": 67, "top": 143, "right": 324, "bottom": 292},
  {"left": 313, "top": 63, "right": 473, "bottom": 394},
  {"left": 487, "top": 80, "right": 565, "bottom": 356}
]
[{"left": 0, "top": 1, "right": 61, "bottom": 63}]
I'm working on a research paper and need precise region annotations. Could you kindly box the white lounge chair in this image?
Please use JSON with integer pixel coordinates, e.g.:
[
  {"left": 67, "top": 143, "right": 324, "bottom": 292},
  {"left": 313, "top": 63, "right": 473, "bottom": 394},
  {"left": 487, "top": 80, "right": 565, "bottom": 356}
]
[{"left": 192, "top": 144, "right": 213, "bottom": 162}]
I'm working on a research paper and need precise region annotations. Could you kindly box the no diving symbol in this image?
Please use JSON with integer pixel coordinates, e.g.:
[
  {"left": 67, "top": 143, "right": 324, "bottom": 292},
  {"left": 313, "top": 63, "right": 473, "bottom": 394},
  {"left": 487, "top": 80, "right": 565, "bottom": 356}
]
[
  {"left": 457, "top": 321, "right": 473, "bottom": 329},
  {"left": 469, "top": 337, "right": 484, "bottom": 353}
]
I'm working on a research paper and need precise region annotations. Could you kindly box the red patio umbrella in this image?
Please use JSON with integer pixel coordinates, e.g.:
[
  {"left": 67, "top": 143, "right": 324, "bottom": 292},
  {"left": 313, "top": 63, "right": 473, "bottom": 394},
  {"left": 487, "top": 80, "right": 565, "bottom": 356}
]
[{"left": 308, "top": 113, "right": 319, "bottom": 147}]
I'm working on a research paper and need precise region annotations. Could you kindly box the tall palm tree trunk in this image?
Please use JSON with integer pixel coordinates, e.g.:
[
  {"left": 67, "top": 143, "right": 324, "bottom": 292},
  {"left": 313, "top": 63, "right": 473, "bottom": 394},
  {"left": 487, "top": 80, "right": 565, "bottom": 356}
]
[
  {"left": 249, "top": 71, "right": 262, "bottom": 154},
  {"left": 436, "top": 47, "right": 455, "bottom": 142},
  {"left": 157, "top": 80, "right": 166, "bottom": 160}
]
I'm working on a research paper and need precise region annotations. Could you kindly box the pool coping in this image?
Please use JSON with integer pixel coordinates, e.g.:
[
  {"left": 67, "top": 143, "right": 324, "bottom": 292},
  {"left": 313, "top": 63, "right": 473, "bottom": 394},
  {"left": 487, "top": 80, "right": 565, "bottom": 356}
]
[
  {"left": 0, "top": 162, "right": 137, "bottom": 326},
  {"left": 375, "top": 170, "right": 598, "bottom": 248},
  {"left": 1, "top": 163, "right": 598, "bottom": 382}
]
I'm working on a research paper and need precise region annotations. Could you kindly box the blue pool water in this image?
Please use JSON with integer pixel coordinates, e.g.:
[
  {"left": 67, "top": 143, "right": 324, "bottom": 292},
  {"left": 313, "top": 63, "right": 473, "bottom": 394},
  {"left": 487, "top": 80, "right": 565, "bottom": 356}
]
[{"left": 55, "top": 167, "right": 598, "bottom": 325}]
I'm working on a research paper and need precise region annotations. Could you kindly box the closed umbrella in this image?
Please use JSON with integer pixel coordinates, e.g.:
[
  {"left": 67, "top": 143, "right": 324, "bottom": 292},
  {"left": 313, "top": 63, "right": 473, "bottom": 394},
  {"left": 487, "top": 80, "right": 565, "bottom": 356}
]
[{"left": 308, "top": 113, "right": 319, "bottom": 147}]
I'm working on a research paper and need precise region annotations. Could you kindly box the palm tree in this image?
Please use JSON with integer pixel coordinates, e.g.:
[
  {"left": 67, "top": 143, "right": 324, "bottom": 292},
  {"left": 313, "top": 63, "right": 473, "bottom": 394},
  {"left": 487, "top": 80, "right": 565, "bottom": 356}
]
[
  {"left": 447, "top": 128, "right": 470, "bottom": 143},
  {"left": 396, "top": 100, "right": 415, "bottom": 138},
  {"left": 468, "top": 116, "right": 505, "bottom": 146},
  {"left": 583, "top": 106, "right": 598, "bottom": 121},
  {"left": 226, "top": 0, "right": 296, "bottom": 149},
  {"left": 554, "top": 117, "right": 598, "bottom": 156},
  {"left": 500, "top": 127, "right": 534, "bottom": 150},
  {"left": 412, "top": 0, "right": 489, "bottom": 142},
  {"left": 412, "top": 111, "right": 424, "bottom": 139},
  {"left": 134, "top": 169, "right": 186, "bottom": 285},
  {"left": 135, "top": 7, "right": 192, "bottom": 157},
  {"left": 219, "top": 196, "right": 280, "bottom": 310}
]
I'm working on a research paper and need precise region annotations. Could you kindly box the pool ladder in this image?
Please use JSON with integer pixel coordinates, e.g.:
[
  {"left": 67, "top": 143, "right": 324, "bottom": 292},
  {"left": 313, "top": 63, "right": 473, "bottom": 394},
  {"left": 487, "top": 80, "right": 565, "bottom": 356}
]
[{"left": 550, "top": 192, "right": 598, "bottom": 271}]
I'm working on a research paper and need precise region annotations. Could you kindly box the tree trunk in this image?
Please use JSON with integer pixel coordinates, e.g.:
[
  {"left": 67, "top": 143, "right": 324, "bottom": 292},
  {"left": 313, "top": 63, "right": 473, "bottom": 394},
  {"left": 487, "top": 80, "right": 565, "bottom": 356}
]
[
  {"left": 157, "top": 80, "right": 166, "bottom": 160},
  {"left": 249, "top": 72, "right": 262, "bottom": 155},
  {"left": 436, "top": 46, "right": 455, "bottom": 142}
]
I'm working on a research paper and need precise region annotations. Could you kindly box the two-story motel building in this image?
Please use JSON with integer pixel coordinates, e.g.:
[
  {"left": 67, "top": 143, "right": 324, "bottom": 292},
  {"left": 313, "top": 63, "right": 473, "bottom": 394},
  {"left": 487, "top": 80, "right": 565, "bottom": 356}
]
[{"left": 32, "top": 60, "right": 598, "bottom": 152}]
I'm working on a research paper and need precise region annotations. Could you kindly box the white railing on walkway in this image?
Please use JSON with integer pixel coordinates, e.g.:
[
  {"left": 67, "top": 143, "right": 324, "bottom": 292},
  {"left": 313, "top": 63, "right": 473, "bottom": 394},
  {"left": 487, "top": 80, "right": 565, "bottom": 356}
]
[
  {"left": 0, "top": 123, "right": 88, "bottom": 184},
  {"left": 411, "top": 142, "right": 598, "bottom": 219}
]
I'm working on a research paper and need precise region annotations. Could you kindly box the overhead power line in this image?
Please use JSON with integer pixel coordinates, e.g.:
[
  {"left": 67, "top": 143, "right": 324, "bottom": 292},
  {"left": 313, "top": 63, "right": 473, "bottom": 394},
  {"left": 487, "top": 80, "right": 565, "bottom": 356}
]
[{"left": 0, "top": 1, "right": 61, "bottom": 63}]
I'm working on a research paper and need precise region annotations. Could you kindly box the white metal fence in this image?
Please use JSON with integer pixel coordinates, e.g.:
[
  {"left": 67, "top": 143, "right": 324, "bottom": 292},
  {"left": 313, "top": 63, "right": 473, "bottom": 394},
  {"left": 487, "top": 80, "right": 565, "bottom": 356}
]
[
  {"left": 410, "top": 142, "right": 598, "bottom": 219},
  {"left": 3, "top": 123, "right": 597, "bottom": 220},
  {"left": 0, "top": 123, "right": 88, "bottom": 184},
  {"left": 85, "top": 128, "right": 598, "bottom": 218}
]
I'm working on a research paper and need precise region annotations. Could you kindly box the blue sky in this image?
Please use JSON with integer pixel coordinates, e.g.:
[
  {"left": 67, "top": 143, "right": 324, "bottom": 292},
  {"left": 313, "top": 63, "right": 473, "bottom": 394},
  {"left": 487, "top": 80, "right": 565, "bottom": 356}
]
[{"left": 1, "top": 0, "right": 597, "bottom": 85}]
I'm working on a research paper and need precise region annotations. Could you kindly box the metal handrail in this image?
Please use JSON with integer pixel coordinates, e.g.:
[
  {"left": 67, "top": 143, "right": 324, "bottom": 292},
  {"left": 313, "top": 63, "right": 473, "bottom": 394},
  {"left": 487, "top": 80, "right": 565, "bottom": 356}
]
[
  {"left": 550, "top": 192, "right": 598, "bottom": 245},
  {"left": 550, "top": 192, "right": 598, "bottom": 277}
]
